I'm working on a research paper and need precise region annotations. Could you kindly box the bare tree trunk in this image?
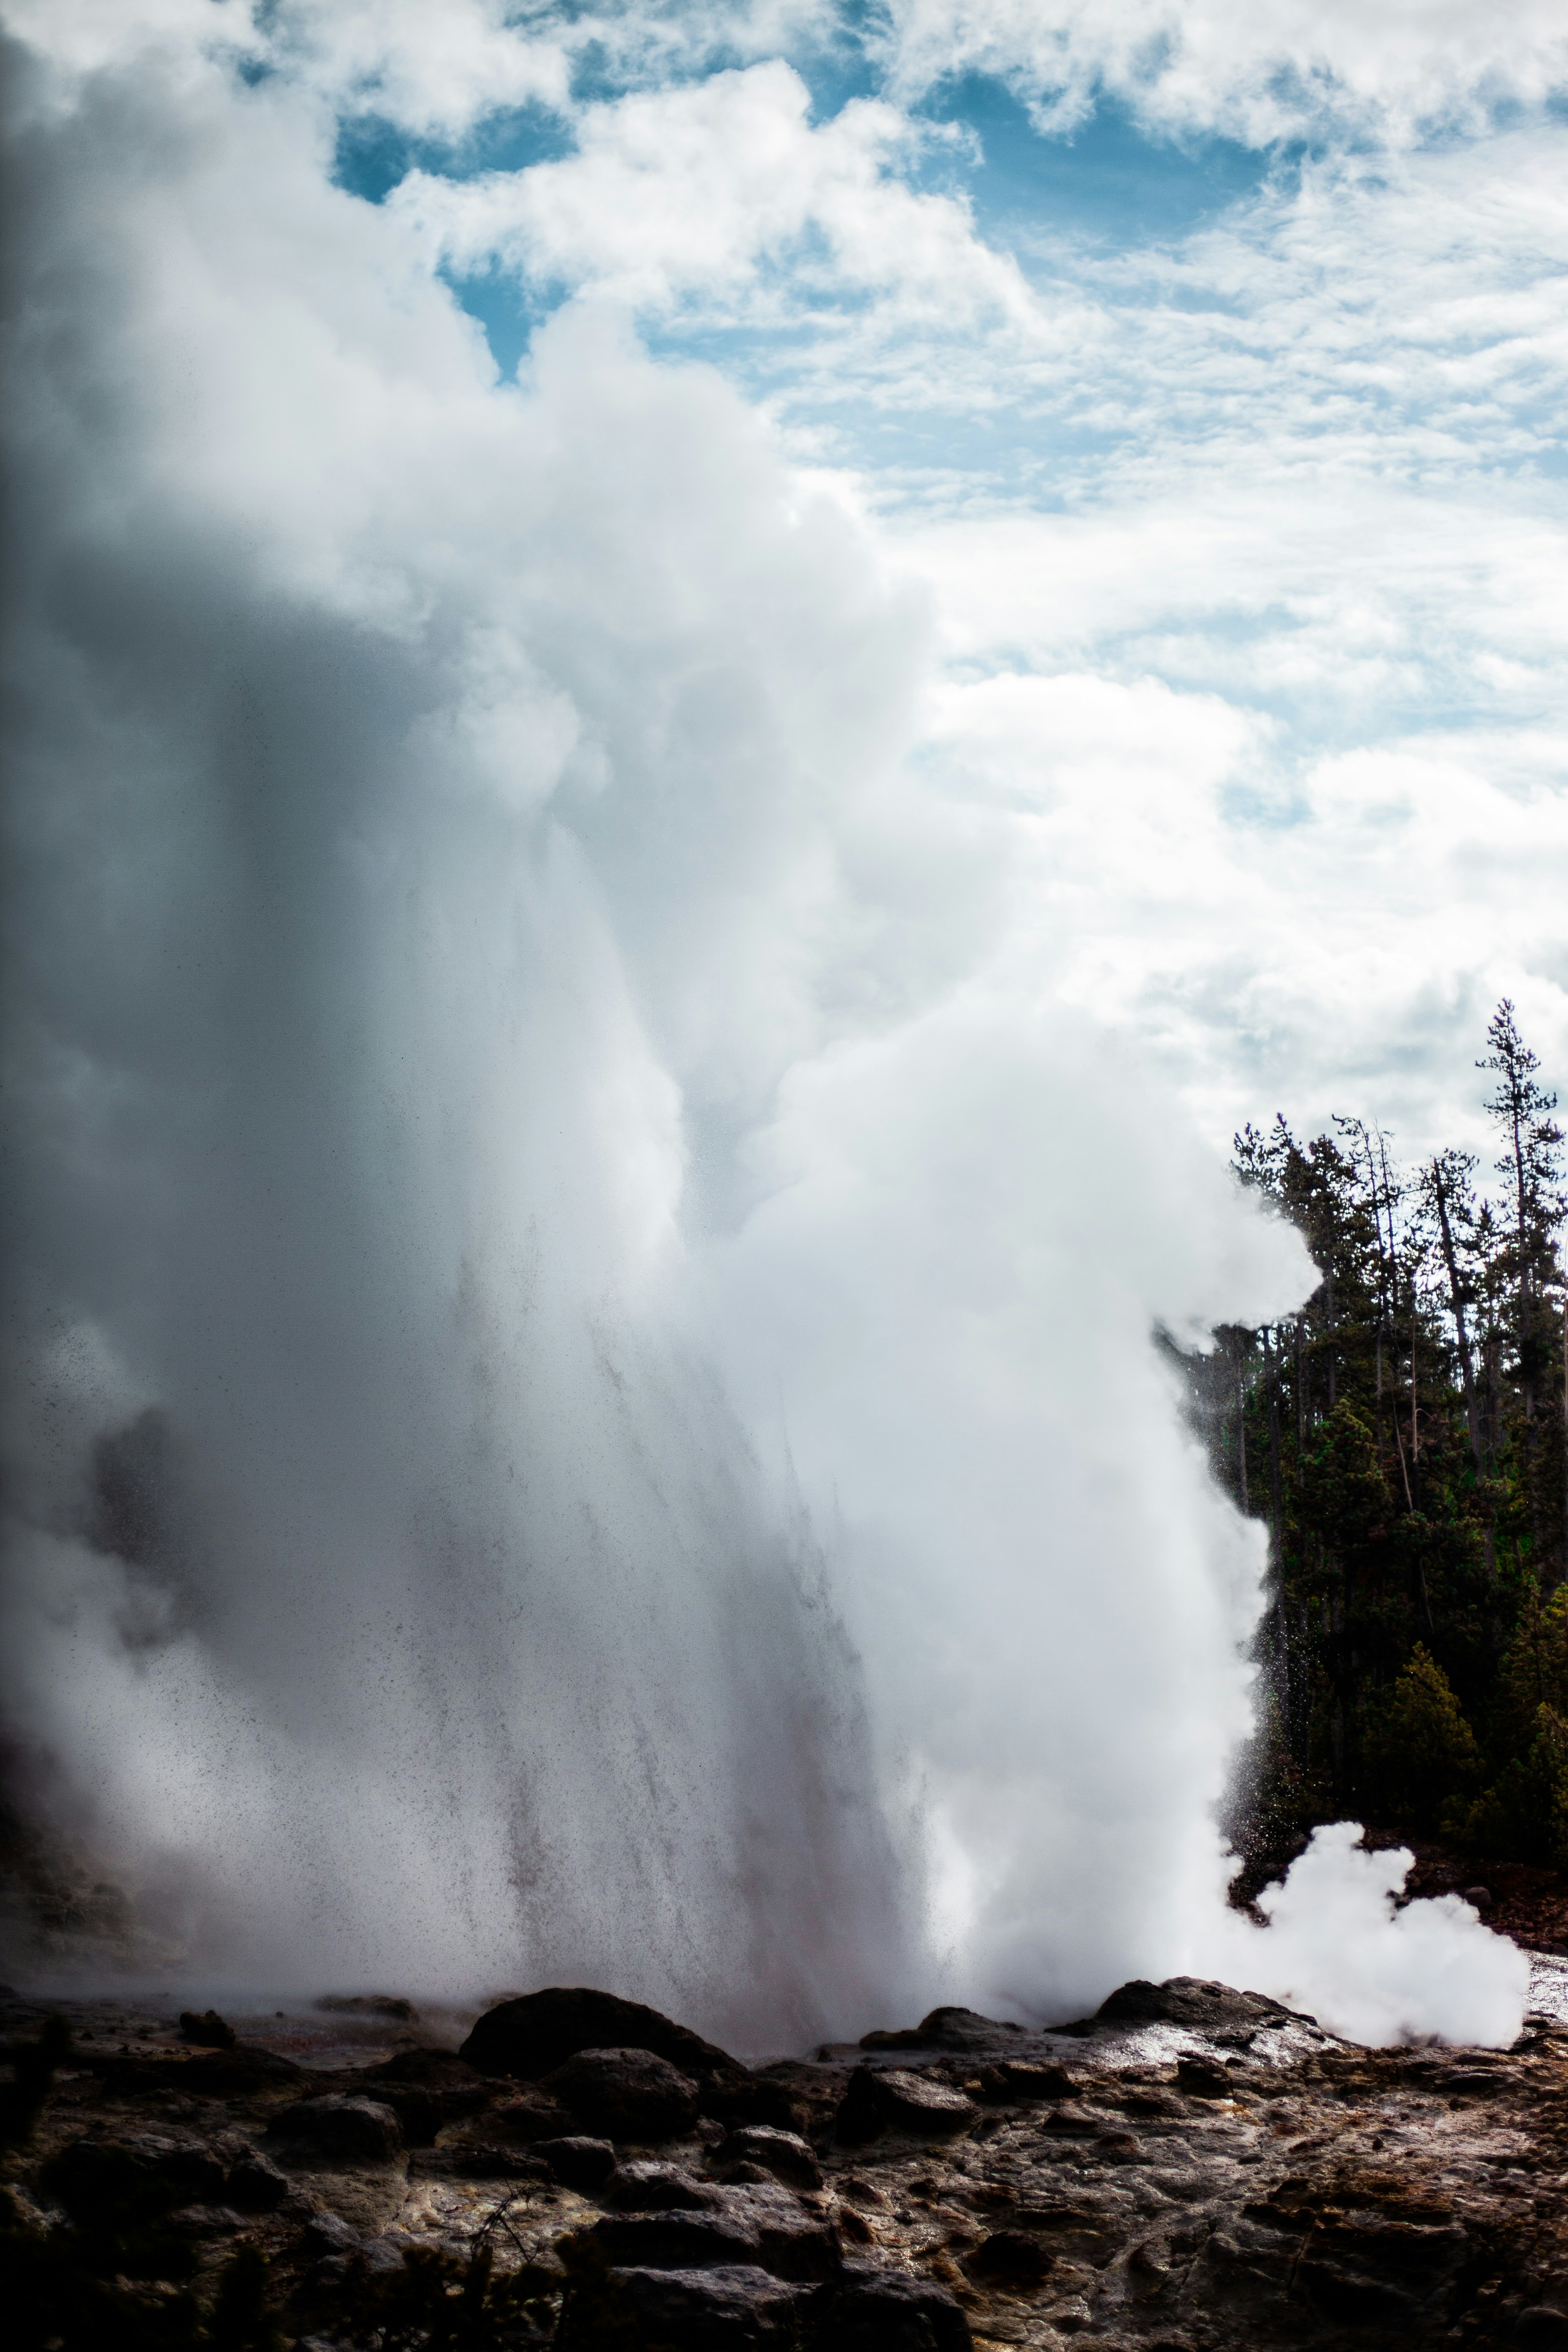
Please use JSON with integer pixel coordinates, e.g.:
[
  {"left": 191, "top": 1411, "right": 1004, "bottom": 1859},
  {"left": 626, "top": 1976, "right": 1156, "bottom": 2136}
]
[
  {"left": 1433, "top": 1159, "right": 1484, "bottom": 1472},
  {"left": 1433, "top": 1156, "right": 1498, "bottom": 1590},
  {"left": 1265, "top": 1328, "right": 1290, "bottom": 1751}
]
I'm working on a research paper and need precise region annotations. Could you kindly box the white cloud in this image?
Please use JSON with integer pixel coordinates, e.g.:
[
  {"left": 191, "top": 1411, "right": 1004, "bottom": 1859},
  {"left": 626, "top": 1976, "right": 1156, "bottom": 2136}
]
[
  {"left": 880, "top": 0, "right": 1568, "bottom": 146},
  {"left": 391, "top": 58, "right": 1033, "bottom": 330}
]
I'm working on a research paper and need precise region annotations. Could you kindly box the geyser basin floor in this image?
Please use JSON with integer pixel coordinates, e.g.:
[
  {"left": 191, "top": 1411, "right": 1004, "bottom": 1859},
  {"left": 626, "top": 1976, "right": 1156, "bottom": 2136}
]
[{"left": 6, "top": 1967, "right": 1568, "bottom": 2348}]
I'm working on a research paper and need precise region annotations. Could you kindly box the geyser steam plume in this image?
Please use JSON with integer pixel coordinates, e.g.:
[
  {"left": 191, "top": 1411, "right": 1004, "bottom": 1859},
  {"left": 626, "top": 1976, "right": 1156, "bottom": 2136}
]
[{"left": 0, "top": 9, "right": 1527, "bottom": 2049}]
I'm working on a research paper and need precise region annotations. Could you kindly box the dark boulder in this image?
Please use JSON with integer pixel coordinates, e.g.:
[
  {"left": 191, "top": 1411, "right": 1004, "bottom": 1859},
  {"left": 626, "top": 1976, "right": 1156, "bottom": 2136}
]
[
  {"left": 1516, "top": 2312, "right": 1568, "bottom": 2351},
  {"left": 834, "top": 2066, "right": 976, "bottom": 2146},
  {"left": 541, "top": 2046, "right": 700, "bottom": 2141},
  {"left": 266, "top": 2094, "right": 403, "bottom": 2161},
  {"left": 714, "top": 2125, "right": 821, "bottom": 2190},
  {"left": 1091, "top": 1977, "right": 1303, "bottom": 2033},
  {"left": 813, "top": 2267, "right": 972, "bottom": 2351},
  {"left": 178, "top": 2009, "right": 236, "bottom": 2050},
  {"left": 860, "top": 2007, "right": 1022, "bottom": 2055},
  {"left": 536, "top": 2135, "right": 617, "bottom": 2193},
  {"left": 557, "top": 2262, "right": 806, "bottom": 2349},
  {"left": 460, "top": 1986, "right": 735, "bottom": 2083},
  {"left": 225, "top": 2149, "right": 291, "bottom": 2211}
]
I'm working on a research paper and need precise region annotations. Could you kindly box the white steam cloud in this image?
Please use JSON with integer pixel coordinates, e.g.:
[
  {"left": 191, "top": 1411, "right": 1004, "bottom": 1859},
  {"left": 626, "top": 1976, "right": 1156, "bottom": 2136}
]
[{"left": 0, "top": 4, "right": 1530, "bottom": 2050}]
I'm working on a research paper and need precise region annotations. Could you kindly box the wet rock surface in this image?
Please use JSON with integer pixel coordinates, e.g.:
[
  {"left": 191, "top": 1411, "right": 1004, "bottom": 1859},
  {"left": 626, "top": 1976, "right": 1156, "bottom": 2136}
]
[{"left": 6, "top": 1968, "right": 1568, "bottom": 2347}]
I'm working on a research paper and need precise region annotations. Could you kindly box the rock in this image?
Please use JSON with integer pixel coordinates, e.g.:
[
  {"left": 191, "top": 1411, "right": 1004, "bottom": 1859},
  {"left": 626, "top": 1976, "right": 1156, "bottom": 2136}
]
[
  {"left": 348, "top": 2082, "right": 439, "bottom": 2145},
  {"left": 1091, "top": 1976, "right": 1298, "bottom": 2033},
  {"left": 226, "top": 2149, "right": 291, "bottom": 2211},
  {"left": 459, "top": 1985, "right": 735, "bottom": 2083},
  {"left": 745, "top": 2060, "right": 845, "bottom": 2139},
  {"left": 302, "top": 2210, "right": 363, "bottom": 2256},
  {"left": 975, "top": 2058, "right": 1078, "bottom": 2103},
  {"left": 363, "top": 2046, "right": 491, "bottom": 2118},
  {"left": 722, "top": 2182, "right": 843, "bottom": 2281},
  {"left": 178, "top": 2008, "right": 236, "bottom": 2049},
  {"left": 964, "top": 2228, "right": 1054, "bottom": 2286},
  {"left": 1176, "top": 2055, "right": 1238, "bottom": 2099},
  {"left": 576, "top": 2208, "right": 763, "bottom": 2272},
  {"left": 813, "top": 2267, "right": 972, "bottom": 2350},
  {"left": 834, "top": 2066, "right": 977, "bottom": 2146},
  {"left": 581, "top": 2194, "right": 841, "bottom": 2285},
  {"left": 542, "top": 2046, "right": 701, "bottom": 2141},
  {"left": 536, "top": 2135, "right": 617, "bottom": 2193},
  {"left": 1517, "top": 2311, "right": 1568, "bottom": 2351},
  {"left": 267, "top": 2095, "right": 404, "bottom": 2162},
  {"left": 1114, "top": 2084, "right": 1186, "bottom": 2119},
  {"left": 714, "top": 2125, "right": 821, "bottom": 2190},
  {"left": 915, "top": 2006, "right": 1023, "bottom": 2051},
  {"left": 860, "top": 2006, "right": 1019, "bottom": 2055},
  {"left": 490, "top": 2091, "right": 577, "bottom": 2141},
  {"left": 1010, "top": 2202, "right": 1125, "bottom": 2267},
  {"left": 167, "top": 2203, "right": 247, "bottom": 2237},
  {"left": 609, "top": 2159, "right": 726, "bottom": 2211},
  {"left": 106, "top": 2043, "right": 304, "bottom": 2095},
  {"left": 1040, "top": 2100, "right": 1111, "bottom": 2136},
  {"left": 557, "top": 2262, "right": 806, "bottom": 2349},
  {"left": 41, "top": 2132, "right": 228, "bottom": 2226}
]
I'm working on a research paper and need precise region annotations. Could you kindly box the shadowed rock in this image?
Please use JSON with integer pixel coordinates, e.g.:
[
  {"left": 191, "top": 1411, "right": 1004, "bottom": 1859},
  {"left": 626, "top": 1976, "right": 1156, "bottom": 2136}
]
[
  {"left": 833, "top": 2066, "right": 976, "bottom": 2146},
  {"left": 557, "top": 2261, "right": 806, "bottom": 2349},
  {"left": 226, "top": 2149, "right": 290, "bottom": 2211},
  {"left": 1092, "top": 1976, "right": 1308, "bottom": 2032},
  {"left": 460, "top": 1986, "right": 735, "bottom": 2082},
  {"left": 714, "top": 2125, "right": 822, "bottom": 2190},
  {"left": 178, "top": 2009, "right": 235, "bottom": 2049},
  {"left": 541, "top": 2047, "right": 701, "bottom": 2141},
  {"left": 266, "top": 2095, "right": 403, "bottom": 2162},
  {"left": 533, "top": 2135, "right": 616, "bottom": 2192},
  {"left": 815, "top": 2267, "right": 972, "bottom": 2350}
]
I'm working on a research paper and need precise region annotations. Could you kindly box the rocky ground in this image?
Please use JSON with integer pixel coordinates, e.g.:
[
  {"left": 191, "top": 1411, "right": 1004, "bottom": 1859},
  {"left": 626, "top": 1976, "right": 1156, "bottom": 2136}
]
[{"left": 5, "top": 1968, "right": 1568, "bottom": 2350}]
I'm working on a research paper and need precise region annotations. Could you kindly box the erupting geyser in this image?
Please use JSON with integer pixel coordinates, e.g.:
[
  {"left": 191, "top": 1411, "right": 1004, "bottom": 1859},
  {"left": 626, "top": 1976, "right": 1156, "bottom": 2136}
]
[{"left": 0, "top": 6, "right": 1528, "bottom": 2050}]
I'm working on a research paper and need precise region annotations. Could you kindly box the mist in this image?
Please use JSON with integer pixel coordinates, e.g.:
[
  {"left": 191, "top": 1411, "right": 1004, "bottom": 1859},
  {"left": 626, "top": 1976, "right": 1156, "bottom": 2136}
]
[{"left": 0, "top": 9, "right": 1529, "bottom": 2050}]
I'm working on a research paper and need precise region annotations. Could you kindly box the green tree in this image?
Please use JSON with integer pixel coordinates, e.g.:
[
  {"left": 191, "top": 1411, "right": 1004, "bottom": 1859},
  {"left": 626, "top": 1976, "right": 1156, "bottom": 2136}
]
[{"left": 1365, "top": 1645, "right": 1480, "bottom": 1831}]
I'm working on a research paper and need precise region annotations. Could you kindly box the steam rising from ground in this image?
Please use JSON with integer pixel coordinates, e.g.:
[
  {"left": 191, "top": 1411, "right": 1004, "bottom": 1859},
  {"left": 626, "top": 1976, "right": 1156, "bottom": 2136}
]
[{"left": 0, "top": 9, "right": 1528, "bottom": 2048}]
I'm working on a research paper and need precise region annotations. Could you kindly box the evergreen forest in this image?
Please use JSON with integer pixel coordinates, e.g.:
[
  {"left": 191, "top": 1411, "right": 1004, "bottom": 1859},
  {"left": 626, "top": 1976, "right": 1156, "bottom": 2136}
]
[{"left": 1196, "top": 1002, "right": 1568, "bottom": 1875}]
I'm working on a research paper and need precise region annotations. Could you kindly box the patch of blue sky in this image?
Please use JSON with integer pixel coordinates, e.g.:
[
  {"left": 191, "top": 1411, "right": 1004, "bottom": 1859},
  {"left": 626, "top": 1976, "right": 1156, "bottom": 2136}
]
[
  {"left": 907, "top": 76, "right": 1286, "bottom": 254},
  {"left": 332, "top": 102, "right": 575, "bottom": 206},
  {"left": 441, "top": 262, "right": 560, "bottom": 384}
]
